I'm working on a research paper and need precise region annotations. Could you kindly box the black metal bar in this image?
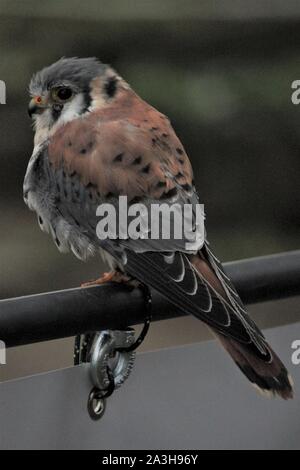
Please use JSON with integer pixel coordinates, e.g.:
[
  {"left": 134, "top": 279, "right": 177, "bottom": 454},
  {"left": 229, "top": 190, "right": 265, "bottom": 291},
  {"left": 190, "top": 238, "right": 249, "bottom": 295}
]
[{"left": 0, "top": 250, "right": 299, "bottom": 348}]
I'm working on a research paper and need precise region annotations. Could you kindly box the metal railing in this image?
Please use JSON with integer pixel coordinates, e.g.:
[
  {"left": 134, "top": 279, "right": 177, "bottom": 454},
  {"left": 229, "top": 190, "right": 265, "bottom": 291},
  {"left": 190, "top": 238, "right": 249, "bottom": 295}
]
[{"left": 0, "top": 250, "right": 299, "bottom": 348}]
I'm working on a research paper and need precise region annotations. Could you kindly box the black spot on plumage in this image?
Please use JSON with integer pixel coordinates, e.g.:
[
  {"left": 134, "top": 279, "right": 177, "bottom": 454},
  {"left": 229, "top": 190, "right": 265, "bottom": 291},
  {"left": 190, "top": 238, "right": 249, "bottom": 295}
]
[
  {"left": 105, "top": 191, "right": 114, "bottom": 198},
  {"left": 175, "top": 171, "right": 184, "bottom": 179},
  {"left": 70, "top": 170, "right": 77, "bottom": 177},
  {"left": 162, "top": 133, "right": 169, "bottom": 138},
  {"left": 130, "top": 196, "right": 143, "bottom": 204},
  {"left": 85, "top": 182, "right": 97, "bottom": 189},
  {"left": 132, "top": 156, "right": 142, "bottom": 165},
  {"left": 113, "top": 153, "right": 124, "bottom": 163},
  {"left": 182, "top": 183, "right": 192, "bottom": 192},
  {"left": 178, "top": 158, "right": 185, "bottom": 165},
  {"left": 176, "top": 147, "right": 184, "bottom": 155},
  {"left": 104, "top": 76, "right": 118, "bottom": 98},
  {"left": 55, "top": 237, "right": 61, "bottom": 247},
  {"left": 141, "top": 163, "right": 151, "bottom": 174},
  {"left": 157, "top": 180, "right": 166, "bottom": 188},
  {"left": 80, "top": 148, "right": 87, "bottom": 155},
  {"left": 160, "top": 187, "right": 178, "bottom": 200},
  {"left": 38, "top": 216, "right": 43, "bottom": 226},
  {"left": 152, "top": 138, "right": 157, "bottom": 145},
  {"left": 151, "top": 127, "right": 158, "bottom": 131}
]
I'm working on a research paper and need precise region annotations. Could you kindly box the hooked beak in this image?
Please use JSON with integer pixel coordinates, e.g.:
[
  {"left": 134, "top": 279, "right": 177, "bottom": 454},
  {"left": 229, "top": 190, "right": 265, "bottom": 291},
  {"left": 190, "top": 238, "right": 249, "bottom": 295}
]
[{"left": 28, "top": 97, "right": 46, "bottom": 118}]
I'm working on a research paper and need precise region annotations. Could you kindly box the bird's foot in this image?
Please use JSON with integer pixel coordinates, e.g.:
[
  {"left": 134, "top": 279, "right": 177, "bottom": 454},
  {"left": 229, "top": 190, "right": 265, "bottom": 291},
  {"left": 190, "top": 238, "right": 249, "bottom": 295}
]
[
  {"left": 81, "top": 270, "right": 131, "bottom": 287},
  {"left": 75, "top": 277, "right": 152, "bottom": 367}
]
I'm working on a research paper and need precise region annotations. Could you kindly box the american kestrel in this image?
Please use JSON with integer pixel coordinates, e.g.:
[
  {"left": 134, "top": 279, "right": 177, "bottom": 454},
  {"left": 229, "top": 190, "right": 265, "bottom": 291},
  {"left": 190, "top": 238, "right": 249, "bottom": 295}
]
[{"left": 24, "top": 57, "right": 293, "bottom": 399}]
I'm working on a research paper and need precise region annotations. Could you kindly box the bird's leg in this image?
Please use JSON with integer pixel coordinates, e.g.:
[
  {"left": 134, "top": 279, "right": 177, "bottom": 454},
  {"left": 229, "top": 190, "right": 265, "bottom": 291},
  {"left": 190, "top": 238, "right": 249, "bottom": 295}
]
[
  {"left": 81, "top": 270, "right": 131, "bottom": 287},
  {"left": 117, "top": 283, "right": 152, "bottom": 352}
]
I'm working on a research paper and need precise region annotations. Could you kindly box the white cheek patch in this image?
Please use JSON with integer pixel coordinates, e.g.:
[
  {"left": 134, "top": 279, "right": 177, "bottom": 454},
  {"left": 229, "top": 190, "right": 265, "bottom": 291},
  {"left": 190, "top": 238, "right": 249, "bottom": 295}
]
[
  {"left": 33, "top": 94, "right": 86, "bottom": 144},
  {"left": 54, "top": 93, "right": 85, "bottom": 129}
]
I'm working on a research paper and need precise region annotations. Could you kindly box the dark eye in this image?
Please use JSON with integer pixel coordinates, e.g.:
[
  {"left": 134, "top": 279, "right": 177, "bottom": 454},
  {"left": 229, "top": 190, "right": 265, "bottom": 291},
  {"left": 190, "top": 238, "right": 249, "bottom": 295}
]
[{"left": 52, "top": 86, "right": 73, "bottom": 102}]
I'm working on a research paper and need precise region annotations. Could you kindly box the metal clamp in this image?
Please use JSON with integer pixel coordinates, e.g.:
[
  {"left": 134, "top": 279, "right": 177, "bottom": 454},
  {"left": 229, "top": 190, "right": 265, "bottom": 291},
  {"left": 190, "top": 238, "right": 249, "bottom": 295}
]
[{"left": 87, "top": 330, "right": 136, "bottom": 420}]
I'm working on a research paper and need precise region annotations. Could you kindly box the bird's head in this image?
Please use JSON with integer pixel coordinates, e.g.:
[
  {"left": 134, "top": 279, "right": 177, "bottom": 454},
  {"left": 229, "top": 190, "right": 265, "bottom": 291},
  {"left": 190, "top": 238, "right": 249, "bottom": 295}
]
[{"left": 28, "top": 57, "right": 124, "bottom": 142}]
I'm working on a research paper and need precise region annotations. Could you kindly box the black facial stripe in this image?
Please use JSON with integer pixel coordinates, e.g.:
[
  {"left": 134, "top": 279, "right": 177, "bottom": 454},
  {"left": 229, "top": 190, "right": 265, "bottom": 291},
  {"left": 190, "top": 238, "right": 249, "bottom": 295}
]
[
  {"left": 52, "top": 103, "right": 63, "bottom": 121},
  {"left": 104, "top": 76, "right": 118, "bottom": 98},
  {"left": 81, "top": 89, "right": 92, "bottom": 114}
]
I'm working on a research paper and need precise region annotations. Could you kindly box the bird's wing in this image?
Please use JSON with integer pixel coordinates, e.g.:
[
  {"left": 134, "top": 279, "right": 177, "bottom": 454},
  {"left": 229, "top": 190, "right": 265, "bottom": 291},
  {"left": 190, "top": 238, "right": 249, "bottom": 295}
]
[{"left": 46, "top": 109, "right": 264, "bottom": 350}]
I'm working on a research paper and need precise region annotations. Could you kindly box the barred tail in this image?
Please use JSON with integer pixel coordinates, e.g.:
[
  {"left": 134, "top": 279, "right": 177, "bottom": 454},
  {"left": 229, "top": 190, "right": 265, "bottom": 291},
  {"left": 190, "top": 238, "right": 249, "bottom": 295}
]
[{"left": 213, "top": 330, "right": 294, "bottom": 400}]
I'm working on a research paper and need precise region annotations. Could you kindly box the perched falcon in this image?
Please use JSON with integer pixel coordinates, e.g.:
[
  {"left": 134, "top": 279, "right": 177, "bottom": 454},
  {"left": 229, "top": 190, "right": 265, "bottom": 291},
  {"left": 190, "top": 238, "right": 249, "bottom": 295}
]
[{"left": 24, "top": 57, "right": 293, "bottom": 399}]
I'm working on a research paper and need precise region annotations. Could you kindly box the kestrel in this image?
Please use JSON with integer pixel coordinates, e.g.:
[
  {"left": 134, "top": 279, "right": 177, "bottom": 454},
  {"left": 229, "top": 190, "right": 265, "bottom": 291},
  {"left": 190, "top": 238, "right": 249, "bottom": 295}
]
[{"left": 24, "top": 57, "right": 293, "bottom": 399}]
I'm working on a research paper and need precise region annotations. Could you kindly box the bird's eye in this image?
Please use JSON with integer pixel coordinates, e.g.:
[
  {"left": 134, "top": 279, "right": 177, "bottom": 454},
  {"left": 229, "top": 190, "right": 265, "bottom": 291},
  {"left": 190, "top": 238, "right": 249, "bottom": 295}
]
[{"left": 52, "top": 86, "right": 73, "bottom": 102}]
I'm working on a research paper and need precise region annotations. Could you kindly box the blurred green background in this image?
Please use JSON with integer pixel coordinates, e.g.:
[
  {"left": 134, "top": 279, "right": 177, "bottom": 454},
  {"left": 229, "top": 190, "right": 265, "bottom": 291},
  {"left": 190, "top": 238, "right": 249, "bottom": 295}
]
[{"left": 0, "top": 0, "right": 299, "bottom": 301}]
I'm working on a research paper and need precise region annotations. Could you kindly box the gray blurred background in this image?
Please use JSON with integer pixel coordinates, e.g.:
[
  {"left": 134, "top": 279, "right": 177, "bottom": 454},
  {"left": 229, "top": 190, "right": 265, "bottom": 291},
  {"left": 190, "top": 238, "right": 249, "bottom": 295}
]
[{"left": 0, "top": 1, "right": 299, "bottom": 380}]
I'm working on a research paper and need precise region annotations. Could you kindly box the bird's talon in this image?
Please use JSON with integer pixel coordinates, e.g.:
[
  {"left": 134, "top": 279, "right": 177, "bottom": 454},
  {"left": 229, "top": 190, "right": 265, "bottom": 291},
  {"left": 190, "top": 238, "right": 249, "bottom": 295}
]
[{"left": 117, "top": 283, "right": 152, "bottom": 353}]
